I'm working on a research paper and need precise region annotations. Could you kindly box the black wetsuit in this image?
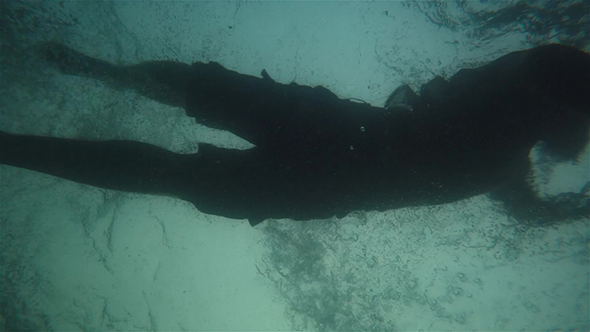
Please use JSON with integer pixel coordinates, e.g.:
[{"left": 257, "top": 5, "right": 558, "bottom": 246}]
[{"left": 1, "top": 44, "right": 589, "bottom": 226}]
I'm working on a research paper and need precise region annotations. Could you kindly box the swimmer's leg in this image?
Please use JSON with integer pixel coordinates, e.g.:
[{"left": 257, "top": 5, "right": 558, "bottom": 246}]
[
  {"left": 0, "top": 131, "right": 270, "bottom": 224},
  {"left": 37, "top": 42, "right": 191, "bottom": 108},
  {"left": 0, "top": 131, "right": 188, "bottom": 196}
]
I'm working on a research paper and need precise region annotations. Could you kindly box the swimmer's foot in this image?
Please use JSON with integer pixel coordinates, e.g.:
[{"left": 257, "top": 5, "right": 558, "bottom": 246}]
[
  {"left": 36, "top": 42, "right": 189, "bottom": 108},
  {"left": 36, "top": 41, "right": 115, "bottom": 79}
]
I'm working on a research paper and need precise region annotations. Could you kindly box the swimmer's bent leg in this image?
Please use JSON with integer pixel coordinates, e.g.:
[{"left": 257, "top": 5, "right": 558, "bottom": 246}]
[{"left": 38, "top": 42, "right": 191, "bottom": 108}]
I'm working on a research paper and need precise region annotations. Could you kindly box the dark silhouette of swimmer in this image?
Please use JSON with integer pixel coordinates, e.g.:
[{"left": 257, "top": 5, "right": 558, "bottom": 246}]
[{"left": 1, "top": 43, "right": 589, "bottom": 226}]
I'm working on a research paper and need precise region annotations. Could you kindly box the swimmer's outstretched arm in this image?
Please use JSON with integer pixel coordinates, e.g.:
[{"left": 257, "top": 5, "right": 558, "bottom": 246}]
[{"left": 38, "top": 42, "right": 191, "bottom": 108}]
